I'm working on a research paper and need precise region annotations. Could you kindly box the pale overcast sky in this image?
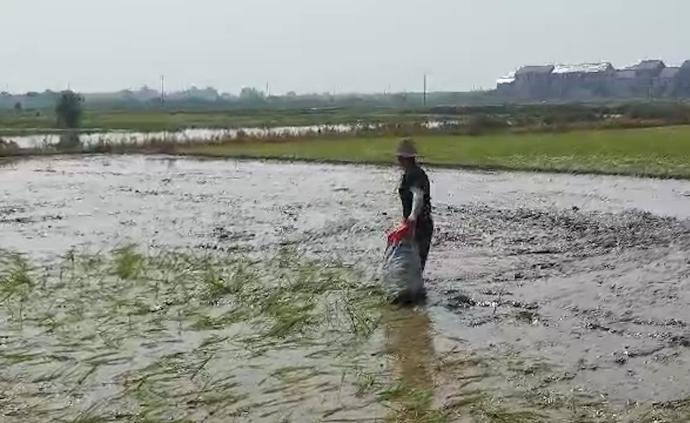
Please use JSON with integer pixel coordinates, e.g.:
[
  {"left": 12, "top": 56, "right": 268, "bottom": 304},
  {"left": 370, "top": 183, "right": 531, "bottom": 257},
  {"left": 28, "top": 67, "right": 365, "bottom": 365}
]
[{"left": 1, "top": 0, "right": 688, "bottom": 94}]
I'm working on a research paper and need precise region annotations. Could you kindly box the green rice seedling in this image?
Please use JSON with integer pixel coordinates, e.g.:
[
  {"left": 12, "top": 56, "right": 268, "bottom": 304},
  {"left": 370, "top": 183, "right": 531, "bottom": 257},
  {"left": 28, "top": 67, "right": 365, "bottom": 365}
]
[
  {"left": 112, "top": 244, "right": 144, "bottom": 280},
  {"left": 353, "top": 370, "right": 380, "bottom": 397},
  {"left": 378, "top": 382, "right": 449, "bottom": 423},
  {"left": 0, "top": 252, "right": 33, "bottom": 302}
]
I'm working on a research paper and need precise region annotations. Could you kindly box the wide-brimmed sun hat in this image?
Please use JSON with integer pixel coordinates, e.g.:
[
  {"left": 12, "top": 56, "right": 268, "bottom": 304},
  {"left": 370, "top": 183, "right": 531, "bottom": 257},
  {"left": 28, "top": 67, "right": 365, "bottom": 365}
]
[{"left": 395, "top": 138, "right": 418, "bottom": 158}]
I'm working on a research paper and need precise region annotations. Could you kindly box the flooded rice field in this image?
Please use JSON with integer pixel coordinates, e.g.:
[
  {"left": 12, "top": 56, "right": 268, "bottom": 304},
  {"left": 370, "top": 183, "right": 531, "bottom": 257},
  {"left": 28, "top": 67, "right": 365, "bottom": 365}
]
[
  {"left": 1, "top": 155, "right": 690, "bottom": 422},
  {"left": 4, "top": 120, "right": 454, "bottom": 150},
  {"left": 5, "top": 126, "right": 362, "bottom": 150}
]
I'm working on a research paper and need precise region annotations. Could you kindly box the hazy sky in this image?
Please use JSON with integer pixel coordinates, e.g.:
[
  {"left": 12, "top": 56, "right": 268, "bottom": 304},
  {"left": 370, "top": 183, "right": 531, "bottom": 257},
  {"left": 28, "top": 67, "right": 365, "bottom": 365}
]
[{"left": 2, "top": 0, "right": 688, "bottom": 94}]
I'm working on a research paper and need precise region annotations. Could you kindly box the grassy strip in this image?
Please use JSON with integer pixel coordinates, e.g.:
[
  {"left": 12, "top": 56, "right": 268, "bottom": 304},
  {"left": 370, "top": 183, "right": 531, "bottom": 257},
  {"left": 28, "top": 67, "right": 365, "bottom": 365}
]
[
  {"left": 176, "top": 125, "right": 690, "bottom": 179},
  {"left": 4, "top": 100, "right": 690, "bottom": 134},
  {"left": 0, "top": 109, "right": 425, "bottom": 133}
]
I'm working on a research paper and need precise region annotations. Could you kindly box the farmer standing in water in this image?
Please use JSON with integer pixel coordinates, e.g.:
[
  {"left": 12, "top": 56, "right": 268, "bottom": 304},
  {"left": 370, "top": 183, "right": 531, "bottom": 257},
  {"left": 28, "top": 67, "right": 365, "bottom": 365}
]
[{"left": 396, "top": 138, "right": 433, "bottom": 272}]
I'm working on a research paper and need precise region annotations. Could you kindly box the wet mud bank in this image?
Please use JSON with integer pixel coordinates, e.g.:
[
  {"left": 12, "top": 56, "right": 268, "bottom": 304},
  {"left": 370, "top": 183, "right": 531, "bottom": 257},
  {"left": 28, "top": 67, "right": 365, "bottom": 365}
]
[
  {"left": 432, "top": 205, "right": 690, "bottom": 405},
  {"left": 2, "top": 155, "right": 690, "bottom": 421}
]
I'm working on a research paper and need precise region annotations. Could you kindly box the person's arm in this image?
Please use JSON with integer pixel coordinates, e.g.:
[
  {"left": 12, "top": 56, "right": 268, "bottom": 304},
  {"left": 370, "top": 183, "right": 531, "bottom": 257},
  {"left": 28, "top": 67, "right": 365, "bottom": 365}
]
[{"left": 408, "top": 187, "right": 424, "bottom": 223}]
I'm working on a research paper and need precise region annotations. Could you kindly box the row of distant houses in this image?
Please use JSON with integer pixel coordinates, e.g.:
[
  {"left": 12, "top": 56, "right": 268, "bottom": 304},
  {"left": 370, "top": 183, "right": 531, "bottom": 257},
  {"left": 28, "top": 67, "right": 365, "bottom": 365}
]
[{"left": 497, "top": 60, "right": 690, "bottom": 100}]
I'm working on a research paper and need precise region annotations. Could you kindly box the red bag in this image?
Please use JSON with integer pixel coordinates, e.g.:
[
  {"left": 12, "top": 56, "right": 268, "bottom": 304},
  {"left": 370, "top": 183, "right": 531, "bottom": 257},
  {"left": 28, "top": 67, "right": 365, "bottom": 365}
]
[{"left": 387, "top": 220, "right": 413, "bottom": 246}]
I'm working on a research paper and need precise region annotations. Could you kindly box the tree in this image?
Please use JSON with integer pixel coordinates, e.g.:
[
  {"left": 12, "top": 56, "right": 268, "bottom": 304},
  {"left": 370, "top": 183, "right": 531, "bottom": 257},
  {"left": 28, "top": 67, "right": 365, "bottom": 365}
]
[
  {"left": 13, "top": 102, "right": 22, "bottom": 112},
  {"left": 239, "top": 87, "right": 265, "bottom": 102},
  {"left": 55, "top": 91, "right": 84, "bottom": 129}
]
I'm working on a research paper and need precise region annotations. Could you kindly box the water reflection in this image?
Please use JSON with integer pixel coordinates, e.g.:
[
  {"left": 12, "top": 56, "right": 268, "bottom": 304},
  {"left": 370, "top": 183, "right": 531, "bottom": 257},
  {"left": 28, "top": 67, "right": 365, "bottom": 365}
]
[
  {"left": 384, "top": 307, "right": 436, "bottom": 419},
  {"left": 165, "top": 158, "right": 178, "bottom": 171},
  {"left": 6, "top": 125, "right": 371, "bottom": 149},
  {"left": 5, "top": 121, "right": 456, "bottom": 150},
  {"left": 0, "top": 157, "right": 18, "bottom": 169}
]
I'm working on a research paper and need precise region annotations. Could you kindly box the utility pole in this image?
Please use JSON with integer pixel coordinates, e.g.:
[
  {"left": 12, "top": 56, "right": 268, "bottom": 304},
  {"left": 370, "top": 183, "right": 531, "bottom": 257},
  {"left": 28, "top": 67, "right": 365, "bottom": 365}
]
[
  {"left": 423, "top": 74, "right": 427, "bottom": 107},
  {"left": 160, "top": 75, "right": 165, "bottom": 105}
]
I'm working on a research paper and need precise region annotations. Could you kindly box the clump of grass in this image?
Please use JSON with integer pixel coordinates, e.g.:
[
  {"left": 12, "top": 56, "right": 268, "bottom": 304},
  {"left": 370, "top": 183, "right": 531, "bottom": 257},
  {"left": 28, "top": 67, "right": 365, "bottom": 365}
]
[
  {"left": 353, "top": 370, "right": 379, "bottom": 397},
  {"left": 378, "top": 382, "right": 449, "bottom": 423},
  {"left": 0, "top": 252, "right": 35, "bottom": 326},
  {"left": 438, "top": 390, "right": 546, "bottom": 423},
  {"left": 112, "top": 244, "right": 144, "bottom": 280},
  {"left": 201, "top": 264, "right": 245, "bottom": 302},
  {"left": 0, "top": 252, "right": 33, "bottom": 302},
  {"left": 191, "top": 248, "right": 387, "bottom": 343},
  {"left": 190, "top": 308, "right": 252, "bottom": 331}
]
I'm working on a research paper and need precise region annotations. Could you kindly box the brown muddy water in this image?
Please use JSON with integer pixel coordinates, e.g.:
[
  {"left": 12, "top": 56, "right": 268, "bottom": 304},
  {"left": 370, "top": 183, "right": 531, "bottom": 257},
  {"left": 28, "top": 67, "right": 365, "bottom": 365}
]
[{"left": 1, "top": 155, "right": 690, "bottom": 422}]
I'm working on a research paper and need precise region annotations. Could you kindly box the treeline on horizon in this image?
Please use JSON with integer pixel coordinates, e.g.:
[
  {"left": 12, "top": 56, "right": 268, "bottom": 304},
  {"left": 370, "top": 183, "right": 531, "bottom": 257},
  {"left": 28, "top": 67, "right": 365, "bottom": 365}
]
[
  {"left": 3, "top": 86, "right": 690, "bottom": 115},
  {"left": 0, "top": 87, "right": 499, "bottom": 111}
]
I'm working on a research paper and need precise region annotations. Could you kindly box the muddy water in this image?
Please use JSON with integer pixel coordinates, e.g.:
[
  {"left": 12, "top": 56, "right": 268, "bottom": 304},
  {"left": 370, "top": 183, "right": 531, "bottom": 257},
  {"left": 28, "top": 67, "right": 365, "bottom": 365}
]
[{"left": 2, "top": 155, "right": 690, "bottom": 420}]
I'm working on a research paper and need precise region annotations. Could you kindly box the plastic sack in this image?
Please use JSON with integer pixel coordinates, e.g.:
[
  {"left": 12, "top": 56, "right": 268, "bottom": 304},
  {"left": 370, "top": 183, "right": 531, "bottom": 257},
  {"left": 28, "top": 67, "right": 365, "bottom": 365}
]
[{"left": 383, "top": 231, "right": 425, "bottom": 303}]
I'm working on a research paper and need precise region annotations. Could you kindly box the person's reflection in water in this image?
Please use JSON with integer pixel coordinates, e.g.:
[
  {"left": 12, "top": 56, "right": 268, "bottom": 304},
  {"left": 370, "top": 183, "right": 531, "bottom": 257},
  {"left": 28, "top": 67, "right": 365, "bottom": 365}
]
[
  {"left": 165, "top": 157, "right": 177, "bottom": 171},
  {"left": 383, "top": 306, "right": 436, "bottom": 417}
]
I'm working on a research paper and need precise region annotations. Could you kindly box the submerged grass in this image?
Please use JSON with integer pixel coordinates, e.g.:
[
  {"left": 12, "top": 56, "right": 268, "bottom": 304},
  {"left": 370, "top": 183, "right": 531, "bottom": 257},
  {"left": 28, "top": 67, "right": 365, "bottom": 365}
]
[
  {"left": 0, "top": 246, "right": 389, "bottom": 422},
  {"left": 0, "top": 252, "right": 33, "bottom": 302},
  {"left": 179, "top": 125, "right": 690, "bottom": 179},
  {"left": 379, "top": 382, "right": 449, "bottom": 423},
  {"left": 112, "top": 244, "right": 145, "bottom": 280},
  {"left": 1, "top": 246, "right": 688, "bottom": 422}
]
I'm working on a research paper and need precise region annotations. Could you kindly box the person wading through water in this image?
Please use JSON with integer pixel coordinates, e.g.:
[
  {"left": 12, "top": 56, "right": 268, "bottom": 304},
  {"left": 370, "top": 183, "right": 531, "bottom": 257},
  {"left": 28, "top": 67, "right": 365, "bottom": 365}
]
[{"left": 396, "top": 138, "right": 434, "bottom": 274}]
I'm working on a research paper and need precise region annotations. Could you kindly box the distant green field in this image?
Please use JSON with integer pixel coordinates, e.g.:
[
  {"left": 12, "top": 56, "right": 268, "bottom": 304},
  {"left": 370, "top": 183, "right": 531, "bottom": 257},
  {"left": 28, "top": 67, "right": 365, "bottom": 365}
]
[{"left": 178, "top": 125, "right": 690, "bottom": 178}]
